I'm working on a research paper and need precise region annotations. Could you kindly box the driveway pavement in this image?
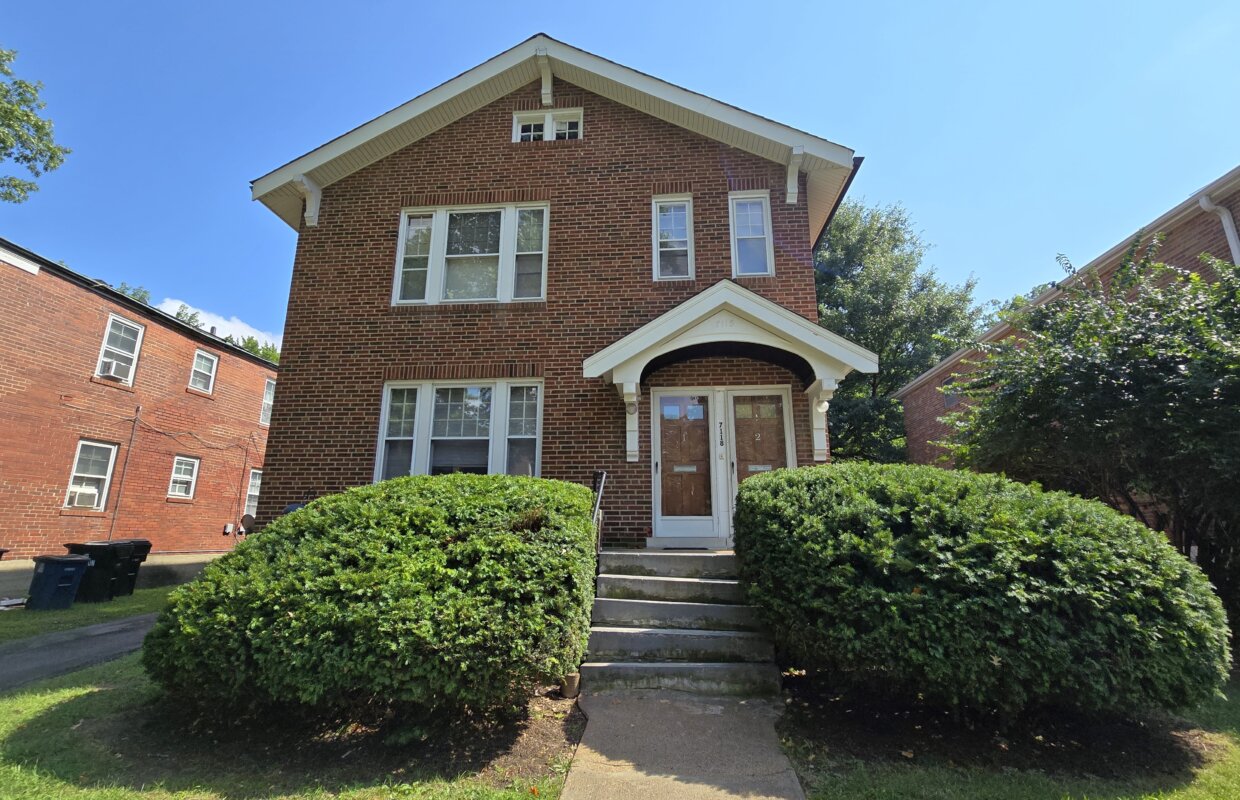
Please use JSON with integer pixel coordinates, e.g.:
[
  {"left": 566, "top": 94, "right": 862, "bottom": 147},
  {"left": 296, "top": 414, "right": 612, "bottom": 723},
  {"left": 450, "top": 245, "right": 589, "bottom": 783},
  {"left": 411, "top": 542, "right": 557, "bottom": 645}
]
[{"left": 0, "top": 613, "right": 158, "bottom": 692}]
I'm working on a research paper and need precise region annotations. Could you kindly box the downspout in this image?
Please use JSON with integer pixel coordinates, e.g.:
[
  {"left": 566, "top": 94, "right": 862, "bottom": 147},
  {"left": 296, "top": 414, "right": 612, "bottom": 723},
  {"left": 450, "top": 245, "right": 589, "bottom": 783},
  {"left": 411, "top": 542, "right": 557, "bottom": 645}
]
[
  {"left": 106, "top": 405, "right": 141, "bottom": 541},
  {"left": 1198, "top": 193, "right": 1240, "bottom": 265}
]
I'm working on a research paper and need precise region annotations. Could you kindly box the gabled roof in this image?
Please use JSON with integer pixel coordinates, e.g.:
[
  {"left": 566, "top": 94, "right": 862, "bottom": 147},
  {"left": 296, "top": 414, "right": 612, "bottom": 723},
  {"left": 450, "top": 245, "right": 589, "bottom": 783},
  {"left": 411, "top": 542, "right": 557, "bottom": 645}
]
[{"left": 252, "top": 34, "right": 858, "bottom": 243}]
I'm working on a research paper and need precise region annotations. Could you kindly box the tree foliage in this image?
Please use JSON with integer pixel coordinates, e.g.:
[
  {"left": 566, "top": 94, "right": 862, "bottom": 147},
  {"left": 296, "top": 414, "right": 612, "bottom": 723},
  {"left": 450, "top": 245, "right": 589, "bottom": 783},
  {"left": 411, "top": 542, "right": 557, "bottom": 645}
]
[
  {"left": 226, "top": 334, "right": 280, "bottom": 363},
  {"left": 815, "top": 201, "right": 982, "bottom": 460},
  {"left": 115, "top": 282, "right": 151, "bottom": 304},
  {"left": 0, "top": 48, "right": 70, "bottom": 203},
  {"left": 172, "top": 303, "right": 203, "bottom": 328},
  {"left": 950, "top": 244, "right": 1240, "bottom": 628}
]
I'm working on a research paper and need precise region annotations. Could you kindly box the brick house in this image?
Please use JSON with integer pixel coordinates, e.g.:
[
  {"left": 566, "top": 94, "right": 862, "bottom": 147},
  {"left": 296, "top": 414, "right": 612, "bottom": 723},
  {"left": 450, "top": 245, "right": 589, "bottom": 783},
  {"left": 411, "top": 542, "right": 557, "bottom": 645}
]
[
  {"left": 895, "top": 164, "right": 1240, "bottom": 465},
  {"left": 251, "top": 34, "right": 877, "bottom": 549},
  {"left": 0, "top": 238, "right": 277, "bottom": 559}
]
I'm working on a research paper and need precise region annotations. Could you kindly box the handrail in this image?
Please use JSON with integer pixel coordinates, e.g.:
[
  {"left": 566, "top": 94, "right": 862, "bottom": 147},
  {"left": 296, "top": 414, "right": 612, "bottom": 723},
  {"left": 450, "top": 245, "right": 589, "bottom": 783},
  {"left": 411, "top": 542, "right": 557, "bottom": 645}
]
[{"left": 591, "top": 470, "right": 607, "bottom": 562}]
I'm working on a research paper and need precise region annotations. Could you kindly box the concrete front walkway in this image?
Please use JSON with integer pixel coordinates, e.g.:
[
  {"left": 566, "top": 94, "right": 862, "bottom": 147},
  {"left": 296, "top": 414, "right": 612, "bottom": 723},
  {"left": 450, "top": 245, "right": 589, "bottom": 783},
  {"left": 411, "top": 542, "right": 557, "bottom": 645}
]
[
  {"left": 562, "top": 690, "right": 804, "bottom": 800},
  {"left": 0, "top": 613, "right": 158, "bottom": 692}
]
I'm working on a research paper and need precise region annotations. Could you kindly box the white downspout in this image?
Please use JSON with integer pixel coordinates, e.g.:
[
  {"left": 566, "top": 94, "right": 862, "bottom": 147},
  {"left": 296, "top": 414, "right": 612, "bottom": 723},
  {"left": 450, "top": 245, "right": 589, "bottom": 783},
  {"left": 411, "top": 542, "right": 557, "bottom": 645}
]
[{"left": 1198, "top": 193, "right": 1240, "bottom": 265}]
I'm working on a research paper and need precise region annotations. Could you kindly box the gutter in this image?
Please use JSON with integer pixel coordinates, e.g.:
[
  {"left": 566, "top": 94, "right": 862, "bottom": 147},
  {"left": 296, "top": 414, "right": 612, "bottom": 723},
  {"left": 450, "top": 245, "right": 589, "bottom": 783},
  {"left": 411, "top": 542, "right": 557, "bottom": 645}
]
[
  {"left": 814, "top": 156, "right": 864, "bottom": 252},
  {"left": 1198, "top": 194, "right": 1240, "bottom": 264}
]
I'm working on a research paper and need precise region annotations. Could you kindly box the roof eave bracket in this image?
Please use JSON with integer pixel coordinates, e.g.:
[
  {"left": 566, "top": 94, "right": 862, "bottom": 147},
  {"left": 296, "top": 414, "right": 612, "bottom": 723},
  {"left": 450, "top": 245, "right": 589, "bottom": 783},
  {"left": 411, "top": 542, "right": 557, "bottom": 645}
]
[
  {"left": 785, "top": 146, "right": 805, "bottom": 204},
  {"left": 294, "top": 174, "right": 322, "bottom": 227},
  {"left": 536, "top": 49, "right": 553, "bottom": 107}
]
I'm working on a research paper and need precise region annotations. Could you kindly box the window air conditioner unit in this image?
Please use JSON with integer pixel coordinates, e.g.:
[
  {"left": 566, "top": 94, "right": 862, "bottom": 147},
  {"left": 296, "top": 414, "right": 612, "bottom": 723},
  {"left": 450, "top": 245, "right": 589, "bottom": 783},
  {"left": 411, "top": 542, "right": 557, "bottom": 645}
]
[
  {"left": 98, "top": 360, "right": 125, "bottom": 380},
  {"left": 72, "top": 489, "right": 99, "bottom": 508}
]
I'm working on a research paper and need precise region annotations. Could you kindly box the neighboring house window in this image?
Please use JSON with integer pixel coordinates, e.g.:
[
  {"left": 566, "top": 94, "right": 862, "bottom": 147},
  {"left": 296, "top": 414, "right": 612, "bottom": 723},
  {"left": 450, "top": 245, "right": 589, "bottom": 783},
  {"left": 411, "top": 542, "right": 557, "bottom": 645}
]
[
  {"left": 189, "top": 350, "right": 218, "bottom": 393},
  {"left": 167, "top": 456, "right": 200, "bottom": 498},
  {"left": 95, "top": 314, "right": 145, "bottom": 385},
  {"left": 260, "top": 378, "right": 276, "bottom": 425},
  {"left": 728, "top": 190, "right": 775, "bottom": 277},
  {"left": 376, "top": 381, "right": 541, "bottom": 480},
  {"left": 943, "top": 377, "right": 962, "bottom": 409},
  {"left": 652, "top": 196, "right": 694, "bottom": 280},
  {"left": 65, "top": 440, "right": 118, "bottom": 510},
  {"left": 245, "top": 469, "right": 262, "bottom": 517},
  {"left": 392, "top": 204, "right": 549, "bottom": 305},
  {"left": 512, "top": 110, "right": 582, "bottom": 142}
]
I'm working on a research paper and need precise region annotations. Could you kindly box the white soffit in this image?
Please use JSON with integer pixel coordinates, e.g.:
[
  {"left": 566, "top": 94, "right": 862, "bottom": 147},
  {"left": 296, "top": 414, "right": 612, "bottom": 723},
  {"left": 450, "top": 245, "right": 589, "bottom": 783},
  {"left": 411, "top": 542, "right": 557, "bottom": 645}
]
[
  {"left": 252, "top": 34, "right": 857, "bottom": 236},
  {"left": 0, "top": 244, "right": 41, "bottom": 275}
]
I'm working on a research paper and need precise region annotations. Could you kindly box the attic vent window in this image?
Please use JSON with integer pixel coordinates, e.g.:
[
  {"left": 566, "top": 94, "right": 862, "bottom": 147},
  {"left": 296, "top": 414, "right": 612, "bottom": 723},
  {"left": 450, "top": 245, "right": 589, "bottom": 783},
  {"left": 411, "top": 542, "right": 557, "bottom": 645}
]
[{"left": 512, "top": 110, "right": 582, "bottom": 143}]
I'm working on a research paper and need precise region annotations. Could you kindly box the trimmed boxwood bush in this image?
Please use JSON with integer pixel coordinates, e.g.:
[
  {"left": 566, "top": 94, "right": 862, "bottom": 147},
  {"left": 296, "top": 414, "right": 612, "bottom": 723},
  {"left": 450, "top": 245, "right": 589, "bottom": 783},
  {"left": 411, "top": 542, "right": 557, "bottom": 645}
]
[
  {"left": 143, "top": 474, "right": 595, "bottom": 718},
  {"left": 734, "top": 462, "right": 1231, "bottom": 719}
]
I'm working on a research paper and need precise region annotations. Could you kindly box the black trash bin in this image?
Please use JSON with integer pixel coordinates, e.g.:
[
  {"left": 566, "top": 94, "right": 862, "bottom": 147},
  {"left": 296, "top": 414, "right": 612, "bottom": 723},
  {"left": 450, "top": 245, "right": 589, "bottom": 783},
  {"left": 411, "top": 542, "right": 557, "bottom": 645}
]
[
  {"left": 26, "top": 554, "right": 90, "bottom": 610},
  {"left": 111, "top": 539, "right": 152, "bottom": 596},
  {"left": 63, "top": 541, "right": 134, "bottom": 602}
]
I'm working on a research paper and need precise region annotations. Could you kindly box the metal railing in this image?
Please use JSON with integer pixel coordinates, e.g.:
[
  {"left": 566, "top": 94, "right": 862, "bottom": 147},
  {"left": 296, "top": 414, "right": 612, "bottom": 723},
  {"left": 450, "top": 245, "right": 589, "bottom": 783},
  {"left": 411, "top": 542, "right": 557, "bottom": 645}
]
[{"left": 591, "top": 470, "right": 607, "bottom": 564}]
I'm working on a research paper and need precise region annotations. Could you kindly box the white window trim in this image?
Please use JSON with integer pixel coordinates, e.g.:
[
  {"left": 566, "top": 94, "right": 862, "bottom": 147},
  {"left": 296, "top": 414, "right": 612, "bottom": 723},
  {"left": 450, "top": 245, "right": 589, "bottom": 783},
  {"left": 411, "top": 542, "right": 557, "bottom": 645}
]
[
  {"left": 189, "top": 349, "right": 219, "bottom": 394},
  {"left": 167, "top": 455, "right": 201, "bottom": 499},
  {"left": 64, "top": 440, "right": 118, "bottom": 510},
  {"left": 245, "top": 468, "right": 262, "bottom": 517},
  {"left": 391, "top": 204, "right": 549, "bottom": 306},
  {"left": 94, "top": 313, "right": 146, "bottom": 386},
  {"left": 373, "top": 379, "right": 544, "bottom": 481},
  {"left": 651, "top": 194, "right": 695, "bottom": 281},
  {"left": 728, "top": 190, "right": 776, "bottom": 278},
  {"left": 260, "top": 378, "right": 276, "bottom": 426},
  {"left": 511, "top": 108, "right": 583, "bottom": 142}
]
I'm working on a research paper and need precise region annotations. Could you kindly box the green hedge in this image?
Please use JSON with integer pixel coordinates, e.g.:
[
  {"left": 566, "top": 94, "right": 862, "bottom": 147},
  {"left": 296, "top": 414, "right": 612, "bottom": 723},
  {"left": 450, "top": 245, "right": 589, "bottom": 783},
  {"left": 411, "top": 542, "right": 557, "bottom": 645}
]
[
  {"left": 734, "top": 462, "right": 1231, "bottom": 719},
  {"left": 143, "top": 474, "right": 596, "bottom": 718}
]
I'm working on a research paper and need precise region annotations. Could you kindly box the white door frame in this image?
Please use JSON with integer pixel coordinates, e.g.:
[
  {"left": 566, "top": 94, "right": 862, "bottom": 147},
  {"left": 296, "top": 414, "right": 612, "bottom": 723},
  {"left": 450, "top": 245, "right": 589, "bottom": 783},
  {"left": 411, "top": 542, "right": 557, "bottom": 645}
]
[{"left": 650, "top": 385, "right": 795, "bottom": 548}]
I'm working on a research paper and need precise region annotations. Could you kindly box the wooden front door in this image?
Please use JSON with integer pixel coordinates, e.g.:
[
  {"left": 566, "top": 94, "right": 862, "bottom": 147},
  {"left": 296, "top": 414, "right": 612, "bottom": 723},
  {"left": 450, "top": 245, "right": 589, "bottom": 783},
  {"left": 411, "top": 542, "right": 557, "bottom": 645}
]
[
  {"left": 731, "top": 394, "right": 788, "bottom": 483},
  {"left": 654, "top": 394, "right": 715, "bottom": 537}
]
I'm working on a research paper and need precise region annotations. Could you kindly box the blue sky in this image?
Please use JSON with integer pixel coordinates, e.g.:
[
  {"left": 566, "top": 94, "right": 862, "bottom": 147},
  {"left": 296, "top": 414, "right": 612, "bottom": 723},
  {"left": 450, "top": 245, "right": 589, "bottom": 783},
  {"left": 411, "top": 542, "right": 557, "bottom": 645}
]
[{"left": 2, "top": 1, "right": 1236, "bottom": 343}]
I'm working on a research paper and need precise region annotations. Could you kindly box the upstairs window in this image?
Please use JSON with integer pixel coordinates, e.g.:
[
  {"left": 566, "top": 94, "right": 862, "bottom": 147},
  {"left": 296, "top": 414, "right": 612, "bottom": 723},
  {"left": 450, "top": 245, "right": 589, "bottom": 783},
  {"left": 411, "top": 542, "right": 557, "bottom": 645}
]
[
  {"left": 260, "top": 378, "right": 276, "bottom": 425},
  {"left": 729, "top": 190, "right": 775, "bottom": 277},
  {"left": 96, "top": 314, "right": 144, "bottom": 385},
  {"left": 189, "top": 350, "right": 218, "bottom": 393},
  {"left": 512, "top": 109, "right": 582, "bottom": 142},
  {"left": 652, "top": 196, "right": 694, "bottom": 280},
  {"left": 393, "top": 204, "right": 549, "bottom": 305},
  {"left": 167, "top": 455, "right": 200, "bottom": 498}
]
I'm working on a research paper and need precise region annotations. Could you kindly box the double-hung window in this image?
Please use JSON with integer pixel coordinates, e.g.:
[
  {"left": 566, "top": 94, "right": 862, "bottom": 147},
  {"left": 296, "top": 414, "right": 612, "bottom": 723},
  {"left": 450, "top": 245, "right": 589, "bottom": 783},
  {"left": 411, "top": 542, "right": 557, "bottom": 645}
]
[
  {"left": 393, "top": 204, "right": 548, "bottom": 305},
  {"left": 376, "top": 381, "right": 542, "bottom": 480},
  {"left": 189, "top": 350, "right": 218, "bottom": 393},
  {"left": 260, "top": 378, "right": 276, "bottom": 425},
  {"left": 653, "top": 195, "right": 694, "bottom": 280},
  {"left": 245, "top": 469, "right": 262, "bottom": 518},
  {"left": 512, "top": 109, "right": 582, "bottom": 142},
  {"left": 65, "top": 440, "right": 118, "bottom": 510},
  {"left": 167, "top": 456, "right": 200, "bottom": 499},
  {"left": 728, "top": 190, "right": 775, "bottom": 277},
  {"left": 96, "top": 314, "right": 145, "bottom": 385}
]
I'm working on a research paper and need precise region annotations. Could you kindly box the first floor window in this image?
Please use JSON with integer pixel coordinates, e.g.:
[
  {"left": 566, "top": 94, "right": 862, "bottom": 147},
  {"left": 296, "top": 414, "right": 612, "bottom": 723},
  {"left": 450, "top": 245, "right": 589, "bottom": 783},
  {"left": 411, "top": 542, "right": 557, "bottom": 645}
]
[
  {"left": 729, "top": 190, "right": 775, "bottom": 276},
  {"left": 96, "top": 315, "right": 144, "bottom": 385},
  {"left": 65, "top": 440, "right": 118, "bottom": 510},
  {"left": 167, "top": 456, "right": 200, "bottom": 498},
  {"left": 377, "top": 381, "right": 541, "bottom": 479},
  {"left": 189, "top": 350, "right": 218, "bottom": 393},
  {"left": 245, "top": 469, "right": 262, "bottom": 518}
]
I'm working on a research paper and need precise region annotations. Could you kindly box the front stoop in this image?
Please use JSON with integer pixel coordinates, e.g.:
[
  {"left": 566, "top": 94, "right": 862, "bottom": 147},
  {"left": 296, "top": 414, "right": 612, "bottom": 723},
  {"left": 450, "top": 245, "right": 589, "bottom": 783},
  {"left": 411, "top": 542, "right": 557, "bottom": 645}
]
[{"left": 581, "top": 550, "right": 779, "bottom": 695}]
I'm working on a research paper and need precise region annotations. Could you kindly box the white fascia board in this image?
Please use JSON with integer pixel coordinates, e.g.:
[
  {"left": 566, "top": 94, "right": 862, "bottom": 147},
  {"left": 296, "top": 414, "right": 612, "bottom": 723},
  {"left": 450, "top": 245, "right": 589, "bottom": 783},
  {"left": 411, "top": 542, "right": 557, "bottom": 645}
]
[
  {"left": 583, "top": 281, "right": 877, "bottom": 379},
  {"left": 0, "top": 244, "right": 41, "bottom": 275}
]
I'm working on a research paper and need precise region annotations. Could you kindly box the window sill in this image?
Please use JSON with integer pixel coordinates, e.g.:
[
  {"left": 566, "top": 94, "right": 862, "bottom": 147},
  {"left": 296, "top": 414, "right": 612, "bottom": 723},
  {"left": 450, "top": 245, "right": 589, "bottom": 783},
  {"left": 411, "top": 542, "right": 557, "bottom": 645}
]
[
  {"left": 185, "top": 386, "right": 215, "bottom": 400},
  {"left": 390, "top": 300, "right": 547, "bottom": 314},
  {"left": 166, "top": 496, "right": 194, "bottom": 505},
  {"left": 90, "top": 376, "right": 135, "bottom": 392},
  {"left": 733, "top": 273, "right": 776, "bottom": 280},
  {"left": 60, "top": 508, "right": 107, "bottom": 518}
]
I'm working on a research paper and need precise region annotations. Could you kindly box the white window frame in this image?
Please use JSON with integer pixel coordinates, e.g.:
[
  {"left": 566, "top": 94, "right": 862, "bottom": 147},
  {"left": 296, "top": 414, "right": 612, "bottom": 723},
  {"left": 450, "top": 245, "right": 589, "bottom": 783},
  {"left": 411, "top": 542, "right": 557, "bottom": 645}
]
[
  {"left": 64, "top": 440, "right": 118, "bottom": 510},
  {"left": 245, "top": 469, "right": 262, "bottom": 517},
  {"left": 260, "top": 378, "right": 276, "bottom": 426},
  {"left": 94, "top": 314, "right": 146, "bottom": 386},
  {"left": 188, "top": 350, "right": 219, "bottom": 394},
  {"left": 167, "top": 455, "right": 201, "bottom": 499},
  {"left": 511, "top": 109, "right": 583, "bottom": 142},
  {"left": 373, "top": 379, "right": 543, "bottom": 481},
  {"left": 728, "top": 190, "right": 776, "bottom": 277},
  {"left": 652, "top": 194, "right": 695, "bottom": 281},
  {"left": 391, "top": 204, "right": 549, "bottom": 306}
]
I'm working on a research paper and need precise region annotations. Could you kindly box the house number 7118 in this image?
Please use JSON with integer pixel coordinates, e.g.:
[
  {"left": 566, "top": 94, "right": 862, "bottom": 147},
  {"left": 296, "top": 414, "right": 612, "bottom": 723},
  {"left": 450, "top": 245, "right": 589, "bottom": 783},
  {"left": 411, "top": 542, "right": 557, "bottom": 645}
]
[{"left": 718, "top": 421, "right": 724, "bottom": 446}]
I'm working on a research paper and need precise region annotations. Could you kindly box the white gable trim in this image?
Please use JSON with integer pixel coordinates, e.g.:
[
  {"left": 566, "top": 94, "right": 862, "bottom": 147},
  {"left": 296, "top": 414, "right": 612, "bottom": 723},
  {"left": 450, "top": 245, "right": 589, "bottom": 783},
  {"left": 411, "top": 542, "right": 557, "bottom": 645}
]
[
  {"left": 0, "top": 244, "right": 41, "bottom": 275},
  {"left": 582, "top": 280, "right": 877, "bottom": 461}
]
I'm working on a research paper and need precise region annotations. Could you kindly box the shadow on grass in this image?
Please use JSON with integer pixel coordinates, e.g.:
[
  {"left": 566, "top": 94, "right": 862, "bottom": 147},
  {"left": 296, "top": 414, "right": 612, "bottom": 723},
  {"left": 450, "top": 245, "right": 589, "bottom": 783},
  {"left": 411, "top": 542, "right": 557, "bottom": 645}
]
[{"left": 2, "top": 658, "right": 584, "bottom": 798}]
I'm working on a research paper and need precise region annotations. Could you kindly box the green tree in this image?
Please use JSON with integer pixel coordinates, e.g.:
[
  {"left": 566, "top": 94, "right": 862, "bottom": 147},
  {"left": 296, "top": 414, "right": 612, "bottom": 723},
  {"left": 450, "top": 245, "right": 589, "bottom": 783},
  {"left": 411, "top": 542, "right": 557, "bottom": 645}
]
[
  {"left": 950, "top": 244, "right": 1240, "bottom": 627},
  {"left": 0, "top": 48, "right": 70, "bottom": 203},
  {"left": 226, "top": 334, "right": 280, "bottom": 363},
  {"left": 173, "top": 303, "right": 203, "bottom": 329},
  {"left": 815, "top": 201, "right": 982, "bottom": 460},
  {"left": 115, "top": 282, "right": 151, "bottom": 304}
]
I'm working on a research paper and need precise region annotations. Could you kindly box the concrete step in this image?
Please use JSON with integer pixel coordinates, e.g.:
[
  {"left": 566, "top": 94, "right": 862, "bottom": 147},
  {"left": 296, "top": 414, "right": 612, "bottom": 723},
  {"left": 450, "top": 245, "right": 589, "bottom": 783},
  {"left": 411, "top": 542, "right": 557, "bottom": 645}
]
[
  {"left": 588, "top": 626, "right": 773, "bottom": 663},
  {"left": 592, "top": 597, "right": 763, "bottom": 631},
  {"left": 596, "top": 574, "right": 745, "bottom": 604},
  {"left": 598, "top": 550, "right": 737, "bottom": 579},
  {"left": 580, "top": 661, "right": 781, "bottom": 695}
]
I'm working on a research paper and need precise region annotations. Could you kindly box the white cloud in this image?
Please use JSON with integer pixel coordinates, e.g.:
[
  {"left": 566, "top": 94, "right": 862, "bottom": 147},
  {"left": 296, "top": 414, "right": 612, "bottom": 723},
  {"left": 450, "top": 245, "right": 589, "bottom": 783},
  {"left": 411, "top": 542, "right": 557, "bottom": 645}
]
[{"left": 157, "top": 298, "right": 283, "bottom": 347}]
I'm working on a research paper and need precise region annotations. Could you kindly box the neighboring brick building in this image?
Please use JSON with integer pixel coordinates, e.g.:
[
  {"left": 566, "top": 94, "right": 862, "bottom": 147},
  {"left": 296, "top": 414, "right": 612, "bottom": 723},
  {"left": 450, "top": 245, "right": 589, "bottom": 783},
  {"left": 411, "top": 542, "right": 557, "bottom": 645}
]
[
  {"left": 251, "top": 34, "right": 877, "bottom": 548},
  {"left": 895, "top": 165, "right": 1240, "bottom": 464},
  {"left": 0, "top": 238, "right": 278, "bottom": 559}
]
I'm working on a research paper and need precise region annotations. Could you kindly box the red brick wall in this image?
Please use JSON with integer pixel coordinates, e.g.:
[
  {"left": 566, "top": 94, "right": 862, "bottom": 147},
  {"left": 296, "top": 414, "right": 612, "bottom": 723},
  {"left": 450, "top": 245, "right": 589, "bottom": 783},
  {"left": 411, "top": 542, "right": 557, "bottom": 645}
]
[
  {"left": 260, "top": 78, "right": 824, "bottom": 545},
  {"left": 901, "top": 184, "right": 1240, "bottom": 466},
  {"left": 0, "top": 258, "right": 275, "bottom": 558}
]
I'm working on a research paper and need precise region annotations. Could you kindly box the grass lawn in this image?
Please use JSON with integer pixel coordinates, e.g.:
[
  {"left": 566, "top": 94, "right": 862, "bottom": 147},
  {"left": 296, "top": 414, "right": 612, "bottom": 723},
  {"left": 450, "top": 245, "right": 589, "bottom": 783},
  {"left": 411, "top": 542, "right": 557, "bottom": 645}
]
[
  {"left": 0, "top": 654, "right": 583, "bottom": 799},
  {"left": 782, "top": 673, "right": 1240, "bottom": 800},
  {"left": 0, "top": 587, "right": 175, "bottom": 644}
]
